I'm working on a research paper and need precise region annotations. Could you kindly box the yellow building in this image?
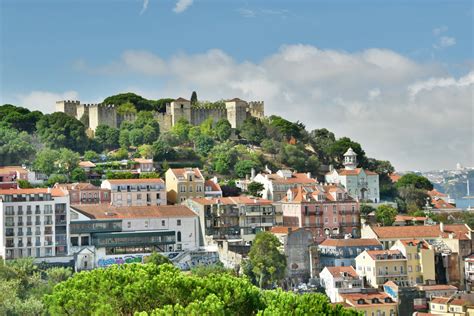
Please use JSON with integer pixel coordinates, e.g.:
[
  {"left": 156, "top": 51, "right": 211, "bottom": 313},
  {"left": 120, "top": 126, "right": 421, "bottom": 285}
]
[
  {"left": 339, "top": 291, "right": 398, "bottom": 316},
  {"left": 165, "top": 168, "right": 205, "bottom": 204},
  {"left": 356, "top": 250, "right": 408, "bottom": 288},
  {"left": 429, "top": 297, "right": 471, "bottom": 315},
  {"left": 390, "top": 239, "right": 435, "bottom": 285}
]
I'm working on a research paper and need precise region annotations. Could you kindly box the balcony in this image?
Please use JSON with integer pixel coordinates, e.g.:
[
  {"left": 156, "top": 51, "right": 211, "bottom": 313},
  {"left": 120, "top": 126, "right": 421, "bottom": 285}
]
[
  {"left": 26, "top": 221, "right": 32, "bottom": 226},
  {"left": 35, "top": 221, "right": 41, "bottom": 225},
  {"left": 339, "top": 210, "right": 353, "bottom": 215},
  {"left": 44, "top": 241, "right": 54, "bottom": 246},
  {"left": 377, "top": 272, "right": 407, "bottom": 277},
  {"left": 6, "top": 231, "right": 15, "bottom": 237},
  {"left": 26, "top": 231, "right": 32, "bottom": 236},
  {"left": 5, "top": 222, "right": 15, "bottom": 227},
  {"left": 18, "top": 221, "right": 23, "bottom": 226}
]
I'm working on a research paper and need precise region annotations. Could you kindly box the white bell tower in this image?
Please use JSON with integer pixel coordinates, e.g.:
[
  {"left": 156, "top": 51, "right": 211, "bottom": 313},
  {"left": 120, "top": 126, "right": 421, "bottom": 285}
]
[{"left": 343, "top": 147, "right": 358, "bottom": 170}]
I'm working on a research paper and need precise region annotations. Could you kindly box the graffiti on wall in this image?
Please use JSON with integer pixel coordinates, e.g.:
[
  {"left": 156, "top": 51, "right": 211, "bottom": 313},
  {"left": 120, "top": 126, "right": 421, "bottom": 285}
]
[{"left": 97, "top": 252, "right": 181, "bottom": 268}]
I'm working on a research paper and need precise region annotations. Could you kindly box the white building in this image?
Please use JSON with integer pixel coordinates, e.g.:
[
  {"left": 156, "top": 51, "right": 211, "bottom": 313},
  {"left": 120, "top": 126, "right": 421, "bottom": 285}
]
[
  {"left": 325, "top": 148, "right": 380, "bottom": 202},
  {"left": 253, "top": 169, "right": 317, "bottom": 201},
  {"left": 319, "top": 266, "right": 364, "bottom": 303},
  {"left": 0, "top": 188, "right": 70, "bottom": 260},
  {"left": 69, "top": 204, "right": 200, "bottom": 270},
  {"left": 204, "top": 177, "right": 223, "bottom": 198},
  {"left": 101, "top": 178, "right": 166, "bottom": 206}
]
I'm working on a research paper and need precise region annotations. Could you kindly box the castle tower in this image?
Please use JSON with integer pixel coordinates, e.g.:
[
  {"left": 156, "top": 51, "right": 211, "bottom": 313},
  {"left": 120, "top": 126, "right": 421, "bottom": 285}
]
[
  {"left": 343, "top": 147, "right": 358, "bottom": 170},
  {"left": 56, "top": 100, "right": 80, "bottom": 118},
  {"left": 225, "top": 98, "right": 247, "bottom": 129},
  {"left": 170, "top": 97, "right": 192, "bottom": 126}
]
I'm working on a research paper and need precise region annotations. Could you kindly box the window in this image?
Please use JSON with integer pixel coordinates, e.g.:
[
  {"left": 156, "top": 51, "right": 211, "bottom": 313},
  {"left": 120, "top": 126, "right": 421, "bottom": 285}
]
[
  {"left": 197, "top": 186, "right": 202, "bottom": 192},
  {"left": 137, "top": 194, "right": 142, "bottom": 200},
  {"left": 177, "top": 219, "right": 181, "bottom": 226},
  {"left": 162, "top": 220, "right": 165, "bottom": 226},
  {"left": 177, "top": 231, "right": 182, "bottom": 242},
  {"left": 145, "top": 221, "right": 148, "bottom": 228},
  {"left": 156, "top": 193, "right": 160, "bottom": 199},
  {"left": 408, "top": 266, "right": 412, "bottom": 272},
  {"left": 127, "top": 222, "right": 131, "bottom": 228},
  {"left": 333, "top": 217, "right": 337, "bottom": 223},
  {"left": 304, "top": 206, "right": 309, "bottom": 216},
  {"left": 324, "top": 217, "right": 328, "bottom": 223},
  {"left": 189, "top": 186, "right": 193, "bottom": 192},
  {"left": 71, "top": 237, "right": 79, "bottom": 246},
  {"left": 180, "top": 185, "right": 186, "bottom": 193}
]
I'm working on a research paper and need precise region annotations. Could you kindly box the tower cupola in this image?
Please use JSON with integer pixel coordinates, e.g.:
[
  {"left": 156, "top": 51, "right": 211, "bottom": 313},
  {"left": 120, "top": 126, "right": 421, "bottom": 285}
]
[{"left": 343, "top": 147, "right": 358, "bottom": 170}]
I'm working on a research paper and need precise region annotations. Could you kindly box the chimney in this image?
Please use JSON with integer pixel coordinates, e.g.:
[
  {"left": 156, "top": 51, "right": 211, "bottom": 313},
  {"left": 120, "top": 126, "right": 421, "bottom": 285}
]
[
  {"left": 307, "top": 172, "right": 311, "bottom": 179},
  {"left": 251, "top": 168, "right": 256, "bottom": 180},
  {"left": 329, "top": 165, "right": 334, "bottom": 172},
  {"left": 440, "top": 222, "right": 444, "bottom": 232}
]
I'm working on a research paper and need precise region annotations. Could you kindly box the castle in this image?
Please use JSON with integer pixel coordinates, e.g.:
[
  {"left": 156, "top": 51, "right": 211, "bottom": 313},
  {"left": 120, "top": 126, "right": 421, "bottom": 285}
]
[{"left": 56, "top": 97, "right": 264, "bottom": 133}]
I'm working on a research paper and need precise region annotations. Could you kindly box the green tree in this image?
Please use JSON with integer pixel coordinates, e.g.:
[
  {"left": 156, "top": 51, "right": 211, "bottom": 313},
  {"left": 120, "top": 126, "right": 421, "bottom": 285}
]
[
  {"left": 79, "top": 111, "right": 89, "bottom": 128},
  {"left": 0, "top": 127, "right": 35, "bottom": 166},
  {"left": 36, "top": 112, "right": 88, "bottom": 152},
  {"left": 396, "top": 173, "right": 433, "bottom": 191},
  {"left": 247, "top": 232, "right": 286, "bottom": 288},
  {"left": 58, "top": 148, "right": 80, "bottom": 175},
  {"left": 239, "top": 117, "right": 266, "bottom": 144},
  {"left": 152, "top": 139, "right": 175, "bottom": 161},
  {"left": 268, "top": 115, "right": 305, "bottom": 140},
  {"left": 144, "top": 252, "right": 172, "bottom": 266},
  {"left": 190, "top": 91, "right": 198, "bottom": 105},
  {"left": 171, "top": 118, "right": 191, "bottom": 143},
  {"left": 375, "top": 205, "right": 398, "bottom": 226},
  {"left": 119, "top": 129, "right": 131, "bottom": 148},
  {"left": 17, "top": 179, "right": 33, "bottom": 188},
  {"left": 33, "top": 148, "right": 60, "bottom": 176},
  {"left": 46, "top": 174, "right": 68, "bottom": 186},
  {"left": 108, "top": 148, "right": 129, "bottom": 161},
  {"left": 129, "top": 129, "right": 145, "bottom": 147},
  {"left": 200, "top": 117, "right": 215, "bottom": 137},
  {"left": 398, "top": 186, "right": 430, "bottom": 212},
  {"left": 360, "top": 204, "right": 375, "bottom": 219},
  {"left": 138, "top": 144, "right": 154, "bottom": 159},
  {"left": 247, "top": 181, "right": 265, "bottom": 198},
  {"left": 210, "top": 141, "right": 237, "bottom": 174},
  {"left": 195, "top": 134, "right": 215, "bottom": 156},
  {"left": 0, "top": 104, "right": 43, "bottom": 133},
  {"left": 215, "top": 118, "right": 232, "bottom": 141},
  {"left": 308, "top": 128, "right": 336, "bottom": 164},
  {"left": 83, "top": 150, "right": 99, "bottom": 161},
  {"left": 235, "top": 160, "right": 259, "bottom": 178},
  {"left": 116, "top": 102, "right": 137, "bottom": 115},
  {"left": 71, "top": 167, "right": 87, "bottom": 182}
]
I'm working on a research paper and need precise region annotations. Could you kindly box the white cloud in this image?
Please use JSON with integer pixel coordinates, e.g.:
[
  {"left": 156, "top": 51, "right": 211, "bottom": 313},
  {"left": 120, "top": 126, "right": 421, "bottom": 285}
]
[
  {"left": 432, "top": 26, "right": 448, "bottom": 36},
  {"left": 238, "top": 8, "right": 256, "bottom": 18},
  {"left": 140, "top": 0, "right": 149, "bottom": 15},
  {"left": 16, "top": 90, "right": 79, "bottom": 113},
  {"left": 437, "top": 36, "right": 456, "bottom": 48},
  {"left": 173, "top": 0, "right": 193, "bottom": 13},
  {"left": 75, "top": 45, "right": 474, "bottom": 171}
]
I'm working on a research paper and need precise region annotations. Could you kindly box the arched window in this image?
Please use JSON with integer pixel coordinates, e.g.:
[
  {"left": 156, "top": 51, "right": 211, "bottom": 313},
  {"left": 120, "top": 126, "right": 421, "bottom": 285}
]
[{"left": 177, "top": 231, "right": 181, "bottom": 242}]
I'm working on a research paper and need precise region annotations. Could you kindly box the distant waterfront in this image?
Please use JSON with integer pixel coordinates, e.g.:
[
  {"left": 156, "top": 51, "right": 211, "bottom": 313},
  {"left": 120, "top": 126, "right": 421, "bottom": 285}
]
[{"left": 456, "top": 198, "right": 474, "bottom": 210}]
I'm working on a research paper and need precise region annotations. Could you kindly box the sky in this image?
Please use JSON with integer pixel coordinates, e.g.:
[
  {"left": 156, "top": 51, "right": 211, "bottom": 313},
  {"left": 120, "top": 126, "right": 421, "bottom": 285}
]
[{"left": 0, "top": 0, "right": 473, "bottom": 172}]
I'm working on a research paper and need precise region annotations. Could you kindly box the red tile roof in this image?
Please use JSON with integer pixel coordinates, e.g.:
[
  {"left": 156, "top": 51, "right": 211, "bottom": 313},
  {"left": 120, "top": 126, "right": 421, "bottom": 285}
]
[
  {"left": 133, "top": 158, "right": 153, "bottom": 164},
  {"left": 55, "top": 183, "right": 104, "bottom": 191},
  {"left": 71, "top": 204, "right": 197, "bottom": 219},
  {"left": 0, "top": 188, "right": 66, "bottom": 197},
  {"left": 341, "top": 292, "right": 396, "bottom": 307},
  {"left": 399, "top": 239, "right": 429, "bottom": 249},
  {"left": 319, "top": 238, "right": 382, "bottom": 247},
  {"left": 371, "top": 224, "right": 471, "bottom": 240},
  {"left": 204, "top": 179, "right": 222, "bottom": 192},
  {"left": 270, "top": 226, "right": 300, "bottom": 234},
  {"left": 281, "top": 185, "right": 354, "bottom": 203},
  {"left": 431, "top": 198, "right": 455, "bottom": 209},
  {"left": 334, "top": 168, "right": 378, "bottom": 176},
  {"left": 169, "top": 168, "right": 203, "bottom": 179},
  {"left": 79, "top": 161, "right": 96, "bottom": 168},
  {"left": 0, "top": 166, "right": 28, "bottom": 175},
  {"left": 189, "top": 196, "right": 273, "bottom": 206},
  {"left": 417, "top": 284, "right": 458, "bottom": 291},
  {"left": 104, "top": 178, "right": 164, "bottom": 184},
  {"left": 395, "top": 215, "right": 427, "bottom": 222},
  {"left": 428, "top": 189, "right": 448, "bottom": 198},
  {"left": 389, "top": 173, "right": 401, "bottom": 183},
  {"left": 431, "top": 297, "right": 451, "bottom": 304},
  {"left": 266, "top": 172, "right": 317, "bottom": 184},
  {"left": 365, "top": 250, "right": 404, "bottom": 260},
  {"left": 325, "top": 266, "right": 359, "bottom": 278}
]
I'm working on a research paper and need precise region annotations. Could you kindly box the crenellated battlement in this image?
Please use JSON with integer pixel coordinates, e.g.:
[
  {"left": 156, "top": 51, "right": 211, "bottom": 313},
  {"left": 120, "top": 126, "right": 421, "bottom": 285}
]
[{"left": 55, "top": 96, "right": 265, "bottom": 132}]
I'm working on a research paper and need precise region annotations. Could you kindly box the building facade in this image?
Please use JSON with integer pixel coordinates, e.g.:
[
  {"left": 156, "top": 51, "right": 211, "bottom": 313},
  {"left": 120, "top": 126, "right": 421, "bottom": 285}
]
[
  {"left": 54, "top": 183, "right": 111, "bottom": 205},
  {"left": 252, "top": 169, "right": 318, "bottom": 201},
  {"left": 318, "top": 238, "right": 383, "bottom": 268},
  {"left": 101, "top": 178, "right": 166, "bottom": 206},
  {"left": 69, "top": 204, "right": 200, "bottom": 270},
  {"left": 279, "top": 185, "right": 360, "bottom": 239},
  {"left": 319, "top": 266, "right": 364, "bottom": 303},
  {"left": 0, "top": 188, "right": 69, "bottom": 260},
  {"left": 185, "top": 196, "right": 277, "bottom": 245},
  {"left": 356, "top": 250, "right": 409, "bottom": 288},
  {"left": 325, "top": 148, "right": 380, "bottom": 202},
  {"left": 165, "top": 168, "right": 205, "bottom": 204}
]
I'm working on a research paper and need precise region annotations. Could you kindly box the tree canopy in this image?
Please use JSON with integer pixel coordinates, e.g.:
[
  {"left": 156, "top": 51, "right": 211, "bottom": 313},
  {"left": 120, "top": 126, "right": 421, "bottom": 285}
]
[{"left": 396, "top": 173, "right": 433, "bottom": 191}]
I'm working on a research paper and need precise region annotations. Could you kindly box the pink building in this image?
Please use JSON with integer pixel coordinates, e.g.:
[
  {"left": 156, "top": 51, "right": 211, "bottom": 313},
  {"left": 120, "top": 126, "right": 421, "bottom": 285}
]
[
  {"left": 54, "top": 183, "right": 111, "bottom": 205},
  {"left": 280, "top": 185, "right": 360, "bottom": 239},
  {"left": 0, "top": 166, "right": 28, "bottom": 189}
]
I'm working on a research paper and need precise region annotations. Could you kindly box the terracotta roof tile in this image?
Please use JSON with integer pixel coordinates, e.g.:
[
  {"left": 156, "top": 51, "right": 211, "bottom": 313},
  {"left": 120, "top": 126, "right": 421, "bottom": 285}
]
[
  {"left": 365, "top": 249, "right": 404, "bottom": 260},
  {"left": 270, "top": 226, "right": 300, "bottom": 234},
  {"left": 325, "top": 266, "right": 359, "bottom": 278},
  {"left": 104, "top": 178, "right": 164, "bottom": 184},
  {"left": 431, "top": 297, "right": 451, "bottom": 304},
  {"left": 189, "top": 196, "right": 273, "bottom": 205},
  {"left": 335, "top": 168, "right": 378, "bottom": 176},
  {"left": 169, "top": 168, "right": 203, "bottom": 179},
  {"left": 428, "top": 189, "right": 448, "bottom": 198},
  {"left": 395, "top": 215, "right": 427, "bottom": 222},
  {"left": 71, "top": 204, "right": 197, "bottom": 219},
  {"left": 204, "top": 180, "right": 222, "bottom": 192},
  {"left": 267, "top": 172, "right": 317, "bottom": 184},
  {"left": 320, "top": 238, "right": 382, "bottom": 247},
  {"left": 417, "top": 284, "right": 458, "bottom": 291},
  {"left": 79, "top": 161, "right": 96, "bottom": 168},
  {"left": 340, "top": 292, "right": 396, "bottom": 306},
  {"left": 371, "top": 224, "right": 471, "bottom": 240},
  {"left": 133, "top": 158, "right": 153, "bottom": 164},
  {"left": 0, "top": 188, "right": 66, "bottom": 197},
  {"left": 431, "top": 198, "right": 455, "bottom": 209}
]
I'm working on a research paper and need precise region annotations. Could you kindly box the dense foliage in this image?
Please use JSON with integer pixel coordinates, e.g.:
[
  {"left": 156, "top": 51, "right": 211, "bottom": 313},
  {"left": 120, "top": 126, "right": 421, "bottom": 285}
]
[
  {"left": 0, "top": 258, "right": 72, "bottom": 315},
  {"left": 44, "top": 263, "right": 360, "bottom": 315},
  {"left": 103, "top": 92, "right": 173, "bottom": 113}
]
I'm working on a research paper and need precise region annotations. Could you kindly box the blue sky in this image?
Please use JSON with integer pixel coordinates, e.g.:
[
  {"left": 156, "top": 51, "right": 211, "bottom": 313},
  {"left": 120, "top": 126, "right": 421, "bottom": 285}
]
[{"left": 1, "top": 0, "right": 473, "bottom": 171}]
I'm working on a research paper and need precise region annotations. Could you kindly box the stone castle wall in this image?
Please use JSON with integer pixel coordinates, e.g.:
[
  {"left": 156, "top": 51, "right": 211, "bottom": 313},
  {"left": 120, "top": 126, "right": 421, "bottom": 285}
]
[{"left": 56, "top": 99, "right": 265, "bottom": 133}]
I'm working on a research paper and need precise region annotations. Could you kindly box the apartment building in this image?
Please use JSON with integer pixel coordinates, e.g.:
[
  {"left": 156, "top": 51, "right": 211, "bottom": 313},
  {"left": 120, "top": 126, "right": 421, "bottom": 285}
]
[
  {"left": 252, "top": 169, "right": 318, "bottom": 201},
  {"left": 54, "top": 182, "right": 111, "bottom": 205},
  {"left": 429, "top": 297, "right": 471, "bottom": 315},
  {"left": 0, "top": 188, "right": 69, "bottom": 260},
  {"left": 416, "top": 284, "right": 458, "bottom": 299},
  {"left": 319, "top": 266, "right": 364, "bottom": 303},
  {"left": 165, "top": 168, "right": 205, "bottom": 204},
  {"left": 356, "top": 250, "right": 408, "bottom": 288},
  {"left": 69, "top": 204, "right": 199, "bottom": 270},
  {"left": 184, "top": 196, "right": 277, "bottom": 245},
  {"left": 390, "top": 239, "right": 436, "bottom": 285},
  {"left": 101, "top": 178, "right": 166, "bottom": 206},
  {"left": 339, "top": 291, "right": 398, "bottom": 316},
  {"left": 279, "top": 185, "right": 360, "bottom": 239},
  {"left": 319, "top": 238, "right": 383, "bottom": 267}
]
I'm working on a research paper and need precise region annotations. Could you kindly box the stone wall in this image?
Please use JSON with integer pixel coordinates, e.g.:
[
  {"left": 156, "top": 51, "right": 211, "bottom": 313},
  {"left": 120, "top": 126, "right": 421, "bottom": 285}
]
[{"left": 191, "top": 108, "right": 227, "bottom": 126}]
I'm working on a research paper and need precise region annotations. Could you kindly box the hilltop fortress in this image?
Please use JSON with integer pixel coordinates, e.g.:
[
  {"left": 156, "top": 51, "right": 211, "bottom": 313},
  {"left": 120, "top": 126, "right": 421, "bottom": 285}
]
[{"left": 56, "top": 97, "right": 264, "bottom": 133}]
